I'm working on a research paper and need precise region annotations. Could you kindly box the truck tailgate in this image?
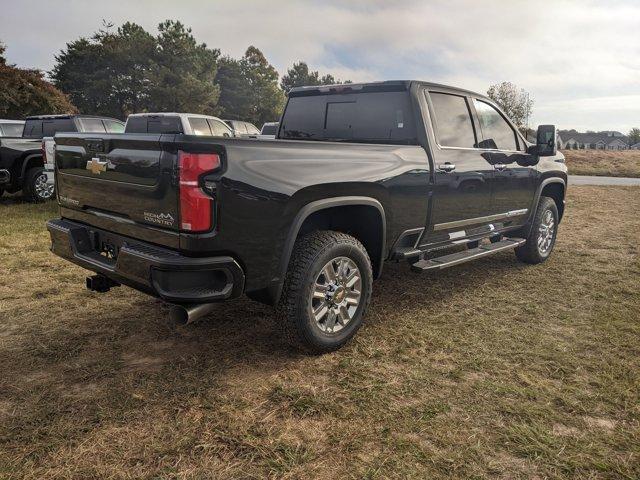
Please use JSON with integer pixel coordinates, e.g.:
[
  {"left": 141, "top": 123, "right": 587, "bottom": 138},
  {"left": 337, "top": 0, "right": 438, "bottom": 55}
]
[{"left": 54, "top": 133, "right": 181, "bottom": 236}]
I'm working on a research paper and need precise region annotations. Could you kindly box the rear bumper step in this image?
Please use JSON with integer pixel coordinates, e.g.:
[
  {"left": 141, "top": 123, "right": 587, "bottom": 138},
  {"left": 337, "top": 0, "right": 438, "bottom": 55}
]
[
  {"left": 411, "top": 238, "right": 526, "bottom": 272},
  {"left": 47, "top": 218, "right": 244, "bottom": 302}
]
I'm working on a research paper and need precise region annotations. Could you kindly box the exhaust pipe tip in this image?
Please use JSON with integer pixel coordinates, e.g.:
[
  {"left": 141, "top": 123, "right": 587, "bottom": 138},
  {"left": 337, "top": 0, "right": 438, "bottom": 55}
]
[
  {"left": 169, "top": 303, "right": 217, "bottom": 326},
  {"left": 169, "top": 305, "right": 190, "bottom": 325}
]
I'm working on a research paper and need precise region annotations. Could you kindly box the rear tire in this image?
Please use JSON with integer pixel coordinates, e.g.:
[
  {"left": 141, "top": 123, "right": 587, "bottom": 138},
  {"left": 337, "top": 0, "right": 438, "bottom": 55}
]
[
  {"left": 515, "top": 196, "right": 558, "bottom": 264},
  {"left": 276, "top": 230, "right": 373, "bottom": 354},
  {"left": 23, "top": 167, "right": 54, "bottom": 203}
]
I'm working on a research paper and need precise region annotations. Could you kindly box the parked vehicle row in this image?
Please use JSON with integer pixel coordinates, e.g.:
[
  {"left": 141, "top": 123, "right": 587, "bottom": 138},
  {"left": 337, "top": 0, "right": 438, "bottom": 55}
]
[
  {"left": 0, "top": 114, "right": 124, "bottom": 201},
  {"left": 46, "top": 80, "right": 567, "bottom": 353},
  {"left": 125, "top": 113, "right": 234, "bottom": 136},
  {"left": 1, "top": 113, "right": 275, "bottom": 201}
]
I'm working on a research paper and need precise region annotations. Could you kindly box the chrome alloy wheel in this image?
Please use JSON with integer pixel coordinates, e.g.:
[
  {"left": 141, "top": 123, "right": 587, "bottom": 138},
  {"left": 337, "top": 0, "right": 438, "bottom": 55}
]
[
  {"left": 537, "top": 209, "right": 556, "bottom": 254},
  {"left": 310, "top": 256, "right": 362, "bottom": 334},
  {"left": 34, "top": 173, "right": 54, "bottom": 200}
]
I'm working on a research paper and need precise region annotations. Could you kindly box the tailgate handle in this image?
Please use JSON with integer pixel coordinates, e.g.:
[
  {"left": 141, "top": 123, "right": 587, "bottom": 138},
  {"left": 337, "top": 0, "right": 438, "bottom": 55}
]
[{"left": 86, "top": 138, "right": 105, "bottom": 153}]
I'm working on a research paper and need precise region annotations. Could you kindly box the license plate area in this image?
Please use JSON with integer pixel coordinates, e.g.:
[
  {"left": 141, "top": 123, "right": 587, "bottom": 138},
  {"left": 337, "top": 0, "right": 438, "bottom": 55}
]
[{"left": 90, "top": 231, "right": 122, "bottom": 264}]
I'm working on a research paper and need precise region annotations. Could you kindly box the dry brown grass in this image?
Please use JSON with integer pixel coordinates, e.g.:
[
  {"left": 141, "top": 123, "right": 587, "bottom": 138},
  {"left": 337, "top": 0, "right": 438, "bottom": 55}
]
[
  {"left": 562, "top": 149, "right": 640, "bottom": 177},
  {"left": 1, "top": 187, "right": 639, "bottom": 479}
]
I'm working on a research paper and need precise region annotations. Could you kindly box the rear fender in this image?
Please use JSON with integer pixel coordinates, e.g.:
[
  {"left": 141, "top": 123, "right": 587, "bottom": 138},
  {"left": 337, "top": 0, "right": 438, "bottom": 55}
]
[
  {"left": 266, "top": 196, "right": 386, "bottom": 304},
  {"left": 20, "top": 153, "right": 44, "bottom": 180}
]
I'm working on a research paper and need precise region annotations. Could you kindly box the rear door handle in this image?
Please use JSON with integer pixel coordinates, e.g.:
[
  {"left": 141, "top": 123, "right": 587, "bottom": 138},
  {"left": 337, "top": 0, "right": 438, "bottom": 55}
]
[
  {"left": 494, "top": 163, "right": 507, "bottom": 171},
  {"left": 437, "top": 163, "right": 456, "bottom": 173}
]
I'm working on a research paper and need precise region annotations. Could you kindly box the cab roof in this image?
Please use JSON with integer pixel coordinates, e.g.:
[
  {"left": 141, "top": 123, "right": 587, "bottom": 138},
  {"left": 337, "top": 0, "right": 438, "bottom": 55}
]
[{"left": 288, "top": 80, "right": 490, "bottom": 101}]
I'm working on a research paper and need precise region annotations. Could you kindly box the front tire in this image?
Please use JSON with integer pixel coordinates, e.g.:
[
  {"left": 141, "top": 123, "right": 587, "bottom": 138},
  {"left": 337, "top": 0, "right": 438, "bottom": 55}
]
[
  {"left": 515, "top": 196, "right": 559, "bottom": 264},
  {"left": 276, "top": 230, "right": 373, "bottom": 354},
  {"left": 24, "top": 167, "right": 54, "bottom": 203}
]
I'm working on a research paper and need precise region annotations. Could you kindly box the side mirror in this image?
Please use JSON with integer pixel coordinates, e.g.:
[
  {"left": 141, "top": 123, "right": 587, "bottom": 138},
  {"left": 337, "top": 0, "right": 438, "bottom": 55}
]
[{"left": 536, "top": 124, "right": 557, "bottom": 156}]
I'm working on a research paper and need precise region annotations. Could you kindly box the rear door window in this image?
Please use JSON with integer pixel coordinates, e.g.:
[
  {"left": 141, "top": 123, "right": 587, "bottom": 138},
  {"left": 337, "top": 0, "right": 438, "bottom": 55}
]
[
  {"left": 188, "top": 117, "right": 212, "bottom": 136},
  {"left": 429, "top": 92, "right": 476, "bottom": 148},
  {"left": 77, "top": 118, "right": 107, "bottom": 133},
  {"left": 208, "top": 119, "right": 233, "bottom": 137},
  {"left": 473, "top": 99, "right": 518, "bottom": 151}
]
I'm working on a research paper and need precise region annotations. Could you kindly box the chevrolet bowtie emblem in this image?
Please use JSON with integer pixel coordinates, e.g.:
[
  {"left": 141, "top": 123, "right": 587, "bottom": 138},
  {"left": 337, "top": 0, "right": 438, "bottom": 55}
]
[{"left": 86, "top": 157, "right": 108, "bottom": 174}]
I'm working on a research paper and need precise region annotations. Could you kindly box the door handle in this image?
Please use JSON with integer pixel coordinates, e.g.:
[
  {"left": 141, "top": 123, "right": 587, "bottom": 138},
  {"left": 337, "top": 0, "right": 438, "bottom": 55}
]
[
  {"left": 437, "top": 163, "right": 456, "bottom": 173},
  {"left": 494, "top": 163, "right": 507, "bottom": 171}
]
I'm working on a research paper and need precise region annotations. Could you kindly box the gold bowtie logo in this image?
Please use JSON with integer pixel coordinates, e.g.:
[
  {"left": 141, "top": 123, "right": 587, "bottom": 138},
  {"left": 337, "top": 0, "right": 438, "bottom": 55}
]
[{"left": 86, "top": 157, "right": 108, "bottom": 174}]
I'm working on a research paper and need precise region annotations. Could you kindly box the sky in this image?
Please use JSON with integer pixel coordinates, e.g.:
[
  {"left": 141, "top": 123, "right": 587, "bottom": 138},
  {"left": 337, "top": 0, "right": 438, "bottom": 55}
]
[{"left": 1, "top": 0, "right": 638, "bottom": 132}]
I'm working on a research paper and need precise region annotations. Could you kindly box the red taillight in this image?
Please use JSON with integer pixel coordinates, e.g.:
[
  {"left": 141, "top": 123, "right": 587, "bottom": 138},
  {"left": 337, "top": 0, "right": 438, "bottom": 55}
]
[{"left": 178, "top": 151, "right": 220, "bottom": 232}]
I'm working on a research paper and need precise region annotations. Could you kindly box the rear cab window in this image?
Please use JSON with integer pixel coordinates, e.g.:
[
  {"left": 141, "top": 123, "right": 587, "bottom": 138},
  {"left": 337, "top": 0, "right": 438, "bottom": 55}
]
[
  {"left": 125, "top": 116, "right": 183, "bottom": 134},
  {"left": 43, "top": 118, "right": 76, "bottom": 137},
  {"left": 280, "top": 84, "right": 418, "bottom": 145}
]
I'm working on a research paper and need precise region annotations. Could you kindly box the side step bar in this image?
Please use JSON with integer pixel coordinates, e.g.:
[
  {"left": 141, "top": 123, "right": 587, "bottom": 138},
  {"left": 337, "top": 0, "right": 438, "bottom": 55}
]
[{"left": 411, "top": 238, "right": 526, "bottom": 272}]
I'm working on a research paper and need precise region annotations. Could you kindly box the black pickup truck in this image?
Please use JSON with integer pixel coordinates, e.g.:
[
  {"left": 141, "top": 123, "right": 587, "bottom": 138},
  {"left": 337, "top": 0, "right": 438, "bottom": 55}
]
[{"left": 47, "top": 81, "right": 567, "bottom": 353}]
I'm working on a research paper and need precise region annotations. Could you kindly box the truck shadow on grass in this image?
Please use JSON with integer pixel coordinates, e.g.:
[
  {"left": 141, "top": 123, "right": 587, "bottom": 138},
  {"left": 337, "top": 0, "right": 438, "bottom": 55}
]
[{"left": 0, "top": 194, "right": 33, "bottom": 206}]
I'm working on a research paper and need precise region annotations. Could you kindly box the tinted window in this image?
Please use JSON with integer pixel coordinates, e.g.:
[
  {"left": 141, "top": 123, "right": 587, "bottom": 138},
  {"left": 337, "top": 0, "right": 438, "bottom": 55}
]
[
  {"left": 124, "top": 116, "right": 183, "bottom": 133},
  {"left": 189, "top": 117, "right": 212, "bottom": 136},
  {"left": 104, "top": 120, "right": 125, "bottom": 133},
  {"left": 261, "top": 123, "right": 278, "bottom": 135},
  {"left": 208, "top": 119, "right": 232, "bottom": 137},
  {"left": 124, "top": 116, "right": 147, "bottom": 133},
  {"left": 429, "top": 92, "right": 476, "bottom": 148},
  {"left": 280, "top": 91, "right": 417, "bottom": 144},
  {"left": 473, "top": 100, "right": 517, "bottom": 151},
  {"left": 77, "top": 118, "right": 107, "bottom": 133},
  {"left": 0, "top": 123, "right": 23, "bottom": 137},
  {"left": 42, "top": 118, "right": 76, "bottom": 136},
  {"left": 22, "top": 120, "right": 43, "bottom": 138},
  {"left": 147, "top": 116, "right": 183, "bottom": 134}
]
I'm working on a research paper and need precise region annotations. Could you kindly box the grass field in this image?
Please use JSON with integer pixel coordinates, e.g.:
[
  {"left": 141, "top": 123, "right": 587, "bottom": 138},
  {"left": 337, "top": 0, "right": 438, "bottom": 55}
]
[
  {"left": 562, "top": 150, "right": 640, "bottom": 178},
  {"left": 1, "top": 187, "right": 639, "bottom": 479}
]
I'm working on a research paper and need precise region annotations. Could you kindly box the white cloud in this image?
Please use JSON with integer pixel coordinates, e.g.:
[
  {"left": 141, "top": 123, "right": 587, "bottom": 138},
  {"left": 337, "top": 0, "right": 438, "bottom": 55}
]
[{"left": 1, "top": 0, "right": 638, "bottom": 131}]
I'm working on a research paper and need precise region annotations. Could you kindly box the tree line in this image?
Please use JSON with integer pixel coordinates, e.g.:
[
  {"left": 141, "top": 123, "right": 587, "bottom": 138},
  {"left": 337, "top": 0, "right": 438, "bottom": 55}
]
[
  {"left": 1, "top": 20, "right": 348, "bottom": 124},
  {"left": 2, "top": 20, "right": 638, "bottom": 143}
]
